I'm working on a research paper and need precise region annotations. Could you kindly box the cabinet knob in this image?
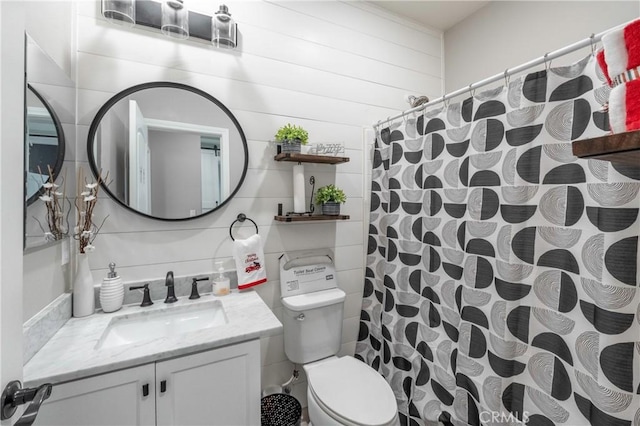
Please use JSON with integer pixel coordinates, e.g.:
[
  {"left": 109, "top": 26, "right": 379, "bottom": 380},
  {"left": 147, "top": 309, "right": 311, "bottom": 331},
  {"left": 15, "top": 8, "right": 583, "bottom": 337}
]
[
  {"left": 296, "top": 313, "right": 305, "bottom": 321},
  {"left": 160, "top": 380, "right": 167, "bottom": 393}
]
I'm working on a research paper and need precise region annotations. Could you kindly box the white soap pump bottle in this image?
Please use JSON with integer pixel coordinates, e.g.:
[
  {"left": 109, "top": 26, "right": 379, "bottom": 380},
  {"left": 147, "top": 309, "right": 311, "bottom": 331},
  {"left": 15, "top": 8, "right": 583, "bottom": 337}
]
[
  {"left": 213, "top": 267, "right": 230, "bottom": 296},
  {"left": 100, "top": 262, "right": 124, "bottom": 312}
]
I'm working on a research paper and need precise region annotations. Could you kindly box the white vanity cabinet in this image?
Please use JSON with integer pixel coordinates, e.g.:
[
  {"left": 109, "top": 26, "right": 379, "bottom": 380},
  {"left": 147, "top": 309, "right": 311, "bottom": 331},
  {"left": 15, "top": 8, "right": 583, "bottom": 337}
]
[
  {"left": 34, "top": 340, "right": 260, "bottom": 426},
  {"left": 156, "top": 339, "right": 260, "bottom": 425},
  {"left": 33, "top": 364, "right": 156, "bottom": 426}
]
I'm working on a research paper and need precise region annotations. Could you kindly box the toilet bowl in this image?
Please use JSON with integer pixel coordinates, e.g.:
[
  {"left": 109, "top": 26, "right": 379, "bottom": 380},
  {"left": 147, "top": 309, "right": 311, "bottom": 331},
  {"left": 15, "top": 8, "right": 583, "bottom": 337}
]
[
  {"left": 279, "top": 250, "right": 399, "bottom": 426},
  {"left": 304, "top": 356, "right": 398, "bottom": 426}
]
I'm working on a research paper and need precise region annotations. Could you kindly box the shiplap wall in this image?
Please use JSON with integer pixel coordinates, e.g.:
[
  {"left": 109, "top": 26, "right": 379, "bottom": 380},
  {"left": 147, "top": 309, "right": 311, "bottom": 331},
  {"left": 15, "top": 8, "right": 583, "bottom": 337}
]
[{"left": 74, "top": 0, "right": 442, "bottom": 402}]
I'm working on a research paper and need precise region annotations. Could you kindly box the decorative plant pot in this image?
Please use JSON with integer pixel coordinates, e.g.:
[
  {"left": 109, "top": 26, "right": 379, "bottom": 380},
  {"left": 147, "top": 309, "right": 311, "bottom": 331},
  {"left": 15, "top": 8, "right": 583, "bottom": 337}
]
[
  {"left": 73, "top": 253, "right": 95, "bottom": 317},
  {"left": 322, "top": 202, "right": 341, "bottom": 216},
  {"left": 281, "top": 139, "right": 302, "bottom": 153}
]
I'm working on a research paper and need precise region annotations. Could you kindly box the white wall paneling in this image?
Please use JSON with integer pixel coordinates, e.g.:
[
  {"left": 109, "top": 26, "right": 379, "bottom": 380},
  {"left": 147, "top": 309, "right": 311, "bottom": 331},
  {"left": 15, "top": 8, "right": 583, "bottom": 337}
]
[{"left": 25, "top": 1, "right": 74, "bottom": 78}]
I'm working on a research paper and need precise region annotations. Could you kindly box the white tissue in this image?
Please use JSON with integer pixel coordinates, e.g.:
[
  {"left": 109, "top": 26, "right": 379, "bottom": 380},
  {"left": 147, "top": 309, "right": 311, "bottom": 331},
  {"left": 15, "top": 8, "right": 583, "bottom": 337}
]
[
  {"left": 293, "top": 164, "right": 306, "bottom": 213},
  {"left": 283, "top": 255, "right": 333, "bottom": 270}
]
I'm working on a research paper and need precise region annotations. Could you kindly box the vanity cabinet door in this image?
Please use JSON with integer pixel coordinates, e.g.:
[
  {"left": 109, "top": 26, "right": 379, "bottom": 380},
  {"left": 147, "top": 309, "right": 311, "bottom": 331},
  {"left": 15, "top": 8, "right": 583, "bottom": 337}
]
[
  {"left": 156, "top": 339, "right": 260, "bottom": 426},
  {"left": 34, "top": 364, "right": 156, "bottom": 426}
]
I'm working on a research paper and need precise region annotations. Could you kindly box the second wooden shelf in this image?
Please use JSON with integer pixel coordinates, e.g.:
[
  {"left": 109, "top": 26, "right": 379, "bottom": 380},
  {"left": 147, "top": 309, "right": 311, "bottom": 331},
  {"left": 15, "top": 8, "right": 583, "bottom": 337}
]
[
  {"left": 274, "top": 153, "right": 350, "bottom": 164},
  {"left": 274, "top": 214, "right": 350, "bottom": 222},
  {"left": 572, "top": 130, "right": 640, "bottom": 166}
]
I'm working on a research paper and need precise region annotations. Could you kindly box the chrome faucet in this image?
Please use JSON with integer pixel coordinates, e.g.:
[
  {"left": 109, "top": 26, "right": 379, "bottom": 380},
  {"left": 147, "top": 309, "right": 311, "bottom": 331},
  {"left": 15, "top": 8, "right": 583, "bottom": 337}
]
[{"left": 164, "top": 271, "right": 178, "bottom": 303}]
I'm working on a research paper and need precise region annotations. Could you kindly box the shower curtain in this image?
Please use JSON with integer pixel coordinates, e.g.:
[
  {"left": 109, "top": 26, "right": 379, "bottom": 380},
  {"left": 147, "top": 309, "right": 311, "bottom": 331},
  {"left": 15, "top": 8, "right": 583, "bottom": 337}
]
[{"left": 356, "top": 54, "right": 640, "bottom": 426}]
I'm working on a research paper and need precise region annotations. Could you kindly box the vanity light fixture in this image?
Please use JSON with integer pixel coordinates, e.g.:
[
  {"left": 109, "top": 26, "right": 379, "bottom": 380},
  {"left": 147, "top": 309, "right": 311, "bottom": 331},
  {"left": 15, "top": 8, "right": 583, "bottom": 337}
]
[
  {"left": 161, "top": 0, "right": 189, "bottom": 40},
  {"left": 102, "top": 0, "right": 136, "bottom": 27},
  {"left": 211, "top": 5, "right": 237, "bottom": 49},
  {"left": 101, "top": 0, "right": 238, "bottom": 49}
]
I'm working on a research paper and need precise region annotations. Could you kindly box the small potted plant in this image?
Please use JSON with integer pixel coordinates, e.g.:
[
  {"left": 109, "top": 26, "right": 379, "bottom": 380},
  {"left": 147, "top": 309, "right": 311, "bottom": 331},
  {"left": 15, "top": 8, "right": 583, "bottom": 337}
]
[
  {"left": 315, "top": 184, "right": 346, "bottom": 215},
  {"left": 275, "top": 123, "right": 309, "bottom": 153}
]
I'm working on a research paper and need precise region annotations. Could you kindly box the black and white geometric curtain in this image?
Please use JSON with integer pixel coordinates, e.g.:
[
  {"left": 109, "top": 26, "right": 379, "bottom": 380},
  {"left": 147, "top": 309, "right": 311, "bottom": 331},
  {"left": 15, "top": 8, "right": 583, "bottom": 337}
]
[{"left": 356, "top": 54, "right": 640, "bottom": 426}]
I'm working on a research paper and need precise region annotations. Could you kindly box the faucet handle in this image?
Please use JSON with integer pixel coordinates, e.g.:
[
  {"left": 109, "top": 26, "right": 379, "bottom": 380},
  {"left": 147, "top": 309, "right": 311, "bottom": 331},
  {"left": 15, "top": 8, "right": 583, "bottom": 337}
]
[
  {"left": 130, "top": 283, "right": 153, "bottom": 307},
  {"left": 189, "top": 277, "right": 210, "bottom": 300}
]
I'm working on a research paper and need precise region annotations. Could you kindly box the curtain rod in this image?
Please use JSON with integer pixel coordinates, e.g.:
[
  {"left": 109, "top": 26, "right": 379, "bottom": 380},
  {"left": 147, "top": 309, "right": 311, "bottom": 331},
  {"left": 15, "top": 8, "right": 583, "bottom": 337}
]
[{"left": 374, "top": 20, "right": 632, "bottom": 129}]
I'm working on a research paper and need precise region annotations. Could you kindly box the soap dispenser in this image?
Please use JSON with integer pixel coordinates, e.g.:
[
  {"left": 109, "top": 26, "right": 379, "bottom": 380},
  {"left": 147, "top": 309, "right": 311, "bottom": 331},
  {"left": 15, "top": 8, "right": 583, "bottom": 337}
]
[
  {"left": 99, "top": 262, "right": 124, "bottom": 313},
  {"left": 213, "top": 267, "right": 230, "bottom": 296}
]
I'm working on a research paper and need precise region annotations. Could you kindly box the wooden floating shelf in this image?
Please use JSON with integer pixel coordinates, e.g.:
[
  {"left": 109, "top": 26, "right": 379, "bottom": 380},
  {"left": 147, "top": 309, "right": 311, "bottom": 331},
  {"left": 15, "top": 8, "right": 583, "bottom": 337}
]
[
  {"left": 274, "top": 214, "right": 350, "bottom": 222},
  {"left": 572, "top": 130, "right": 640, "bottom": 166},
  {"left": 274, "top": 153, "right": 350, "bottom": 164}
]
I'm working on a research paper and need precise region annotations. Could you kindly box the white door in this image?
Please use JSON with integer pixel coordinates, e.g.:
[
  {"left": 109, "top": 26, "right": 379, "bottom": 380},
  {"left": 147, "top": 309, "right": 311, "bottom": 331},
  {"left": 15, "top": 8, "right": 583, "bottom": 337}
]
[
  {"left": 156, "top": 340, "right": 260, "bottom": 426},
  {"left": 1, "top": 2, "right": 26, "bottom": 425},
  {"left": 129, "top": 100, "right": 151, "bottom": 214},
  {"left": 201, "top": 149, "right": 220, "bottom": 212},
  {"left": 34, "top": 364, "right": 156, "bottom": 426}
]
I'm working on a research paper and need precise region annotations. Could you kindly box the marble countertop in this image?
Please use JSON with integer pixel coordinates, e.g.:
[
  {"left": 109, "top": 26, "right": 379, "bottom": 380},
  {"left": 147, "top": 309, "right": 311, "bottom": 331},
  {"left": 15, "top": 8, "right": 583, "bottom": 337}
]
[{"left": 24, "top": 290, "right": 282, "bottom": 386}]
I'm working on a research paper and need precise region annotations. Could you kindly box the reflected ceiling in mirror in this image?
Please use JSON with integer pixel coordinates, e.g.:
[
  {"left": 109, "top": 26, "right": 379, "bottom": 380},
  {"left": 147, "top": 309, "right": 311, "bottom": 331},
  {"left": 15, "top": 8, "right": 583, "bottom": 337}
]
[{"left": 88, "top": 82, "right": 248, "bottom": 221}]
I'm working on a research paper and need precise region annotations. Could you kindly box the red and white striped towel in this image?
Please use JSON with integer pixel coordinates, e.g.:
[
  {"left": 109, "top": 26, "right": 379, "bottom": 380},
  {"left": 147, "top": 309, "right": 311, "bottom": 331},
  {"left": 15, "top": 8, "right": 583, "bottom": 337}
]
[
  {"left": 603, "top": 19, "right": 640, "bottom": 80},
  {"left": 596, "top": 49, "right": 613, "bottom": 87},
  {"left": 608, "top": 79, "right": 640, "bottom": 133}
]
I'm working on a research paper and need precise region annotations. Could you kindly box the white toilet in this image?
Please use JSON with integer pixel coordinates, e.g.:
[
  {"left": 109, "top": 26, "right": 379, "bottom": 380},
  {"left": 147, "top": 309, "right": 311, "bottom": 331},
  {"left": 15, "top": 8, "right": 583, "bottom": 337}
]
[{"left": 280, "top": 250, "right": 398, "bottom": 426}]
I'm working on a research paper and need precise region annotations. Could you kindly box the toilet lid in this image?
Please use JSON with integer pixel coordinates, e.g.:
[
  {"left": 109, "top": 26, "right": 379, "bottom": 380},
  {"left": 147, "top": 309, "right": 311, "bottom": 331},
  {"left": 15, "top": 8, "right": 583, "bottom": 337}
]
[{"left": 306, "top": 357, "right": 396, "bottom": 426}]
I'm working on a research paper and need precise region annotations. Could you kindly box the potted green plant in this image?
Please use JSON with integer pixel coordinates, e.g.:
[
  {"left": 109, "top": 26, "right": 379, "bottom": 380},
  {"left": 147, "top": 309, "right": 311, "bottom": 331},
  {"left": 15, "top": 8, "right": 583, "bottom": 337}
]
[
  {"left": 275, "top": 123, "right": 309, "bottom": 153},
  {"left": 315, "top": 184, "right": 346, "bottom": 215}
]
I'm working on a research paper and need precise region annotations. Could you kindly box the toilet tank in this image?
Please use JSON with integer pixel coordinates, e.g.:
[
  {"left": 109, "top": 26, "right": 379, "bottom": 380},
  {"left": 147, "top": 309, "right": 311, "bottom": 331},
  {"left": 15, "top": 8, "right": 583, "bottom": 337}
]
[
  {"left": 279, "top": 250, "right": 346, "bottom": 364},
  {"left": 282, "top": 289, "right": 345, "bottom": 364}
]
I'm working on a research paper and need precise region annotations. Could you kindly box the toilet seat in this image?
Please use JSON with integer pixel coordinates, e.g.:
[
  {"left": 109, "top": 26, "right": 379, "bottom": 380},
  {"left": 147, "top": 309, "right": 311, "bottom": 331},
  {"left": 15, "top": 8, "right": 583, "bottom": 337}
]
[{"left": 304, "top": 357, "right": 397, "bottom": 426}]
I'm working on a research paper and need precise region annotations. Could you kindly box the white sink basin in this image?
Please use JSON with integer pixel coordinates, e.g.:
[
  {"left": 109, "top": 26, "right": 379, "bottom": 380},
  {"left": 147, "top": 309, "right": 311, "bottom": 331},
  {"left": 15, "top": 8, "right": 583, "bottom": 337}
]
[{"left": 96, "top": 300, "right": 228, "bottom": 350}]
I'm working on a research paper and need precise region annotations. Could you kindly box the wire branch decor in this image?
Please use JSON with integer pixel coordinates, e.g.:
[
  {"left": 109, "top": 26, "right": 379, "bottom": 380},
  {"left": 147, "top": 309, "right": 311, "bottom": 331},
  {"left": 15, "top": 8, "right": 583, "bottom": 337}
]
[
  {"left": 33, "top": 165, "right": 69, "bottom": 242},
  {"left": 73, "top": 168, "right": 109, "bottom": 254}
]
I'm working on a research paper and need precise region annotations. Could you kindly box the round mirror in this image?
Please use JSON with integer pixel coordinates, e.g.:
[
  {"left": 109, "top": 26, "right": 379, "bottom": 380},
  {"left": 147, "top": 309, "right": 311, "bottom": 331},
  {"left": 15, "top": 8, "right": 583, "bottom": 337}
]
[
  {"left": 87, "top": 82, "right": 248, "bottom": 221},
  {"left": 25, "top": 84, "right": 66, "bottom": 206}
]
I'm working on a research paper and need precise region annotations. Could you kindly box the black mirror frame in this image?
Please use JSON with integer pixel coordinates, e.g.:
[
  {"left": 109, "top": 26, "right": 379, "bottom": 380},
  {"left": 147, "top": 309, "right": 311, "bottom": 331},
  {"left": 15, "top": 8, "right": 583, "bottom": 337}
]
[
  {"left": 25, "top": 83, "right": 66, "bottom": 207},
  {"left": 86, "top": 81, "right": 249, "bottom": 222}
]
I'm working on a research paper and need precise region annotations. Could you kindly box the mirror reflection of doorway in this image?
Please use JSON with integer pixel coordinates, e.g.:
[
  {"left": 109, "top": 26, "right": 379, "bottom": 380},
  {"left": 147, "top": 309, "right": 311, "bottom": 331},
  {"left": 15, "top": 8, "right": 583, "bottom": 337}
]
[
  {"left": 127, "top": 100, "right": 229, "bottom": 218},
  {"left": 201, "top": 136, "right": 221, "bottom": 213},
  {"left": 25, "top": 106, "right": 59, "bottom": 199},
  {"left": 129, "top": 100, "right": 151, "bottom": 214}
]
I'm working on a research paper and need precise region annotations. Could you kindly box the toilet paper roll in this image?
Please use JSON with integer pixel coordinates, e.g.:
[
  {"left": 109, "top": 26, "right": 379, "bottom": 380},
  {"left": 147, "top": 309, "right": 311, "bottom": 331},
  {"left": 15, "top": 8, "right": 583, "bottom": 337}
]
[{"left": 293, "top": 164, "right": 306, "bottom": 213}]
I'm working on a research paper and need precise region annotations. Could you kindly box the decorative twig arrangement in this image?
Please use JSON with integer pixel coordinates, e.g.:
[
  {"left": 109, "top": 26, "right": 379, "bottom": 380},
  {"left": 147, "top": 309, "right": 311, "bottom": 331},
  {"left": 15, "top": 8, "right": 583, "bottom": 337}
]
[
  {"left": 74, "top": 168, "right": 109, "bottom": 254},
  {"left": 34, "top": 165, "right": 69, "bottom": 242}
]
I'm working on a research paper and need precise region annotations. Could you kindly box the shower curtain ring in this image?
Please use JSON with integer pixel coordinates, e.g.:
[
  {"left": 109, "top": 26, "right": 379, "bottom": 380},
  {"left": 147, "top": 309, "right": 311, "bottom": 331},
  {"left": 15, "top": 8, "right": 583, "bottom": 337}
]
[
  {"left": 543, "top": 53, "right": 552, "bottom": 71},
  {"left": 504, "top": 68, "right": 510, "bottom": 86},
  {"left": 590, "top": 33, "right": 597, "bottom": 56},
  {"left": 468, "top": 84, "right": 475, "bottom": 97}
]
